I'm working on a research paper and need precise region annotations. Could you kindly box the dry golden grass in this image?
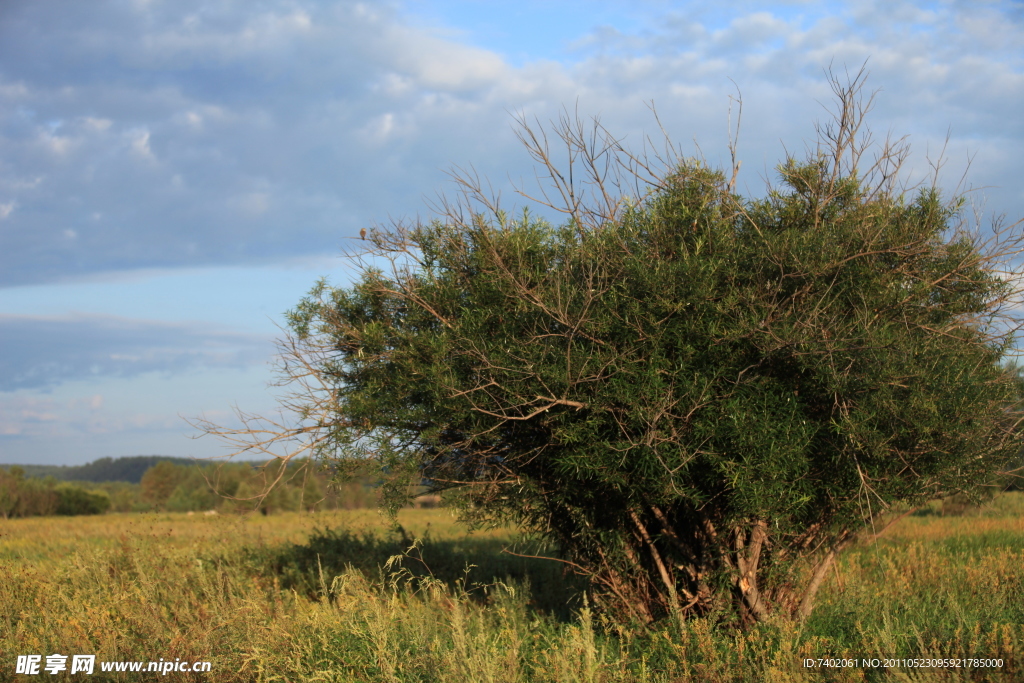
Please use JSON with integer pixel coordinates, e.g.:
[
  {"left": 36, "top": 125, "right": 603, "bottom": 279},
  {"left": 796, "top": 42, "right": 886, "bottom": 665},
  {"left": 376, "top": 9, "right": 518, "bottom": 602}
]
[
  {"left": 0, "top": 508, "right": 494, "bottom": 567},
  {"left": 2, "top": 495, "right": 1022, "bottom": 681}
]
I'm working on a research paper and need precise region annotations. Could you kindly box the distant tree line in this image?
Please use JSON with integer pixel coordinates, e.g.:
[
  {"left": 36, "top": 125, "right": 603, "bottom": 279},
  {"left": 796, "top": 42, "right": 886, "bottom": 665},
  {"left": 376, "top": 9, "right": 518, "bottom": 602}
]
[
  {"left": 138, "top": 459, "right": 380, "bottom": 514},
  {"left": 13, "top": 455, "right": 200, "bottom": 484},
  {"left": 0, "top": 466, "right": 111, "bottom": 519},
  {"left": 0, "top": 458, "right": 383, "bottom": 518}
]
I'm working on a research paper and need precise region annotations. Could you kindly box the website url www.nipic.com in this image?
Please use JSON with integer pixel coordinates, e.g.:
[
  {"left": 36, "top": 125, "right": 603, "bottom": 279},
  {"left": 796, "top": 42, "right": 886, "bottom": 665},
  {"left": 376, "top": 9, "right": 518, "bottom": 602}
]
[{"left": 16, "top": 654, "right": 212, "bottom": 676}]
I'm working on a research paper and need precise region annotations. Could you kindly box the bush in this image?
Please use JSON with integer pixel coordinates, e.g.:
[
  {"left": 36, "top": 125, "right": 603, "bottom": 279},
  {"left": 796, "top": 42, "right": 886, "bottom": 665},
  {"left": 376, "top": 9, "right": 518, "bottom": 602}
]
[
  {"left": 55, "top": 484, "right": 111, "bottom": 516},
  {"left": 198, "top": 67, "right": 1024, "bottom": 626}
]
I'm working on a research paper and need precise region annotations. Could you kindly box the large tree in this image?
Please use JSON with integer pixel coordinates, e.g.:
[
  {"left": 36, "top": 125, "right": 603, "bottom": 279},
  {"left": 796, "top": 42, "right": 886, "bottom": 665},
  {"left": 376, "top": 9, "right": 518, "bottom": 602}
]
[{"left": 197, "top": 68, "right": 1024, "bottom": 625}]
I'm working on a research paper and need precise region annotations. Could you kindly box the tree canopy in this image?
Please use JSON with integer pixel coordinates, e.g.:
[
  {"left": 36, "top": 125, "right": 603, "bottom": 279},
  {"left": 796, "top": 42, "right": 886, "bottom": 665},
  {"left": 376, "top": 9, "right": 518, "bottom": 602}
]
[{"left": 197, "top": 67, "right": 1024, "bottom": 626}]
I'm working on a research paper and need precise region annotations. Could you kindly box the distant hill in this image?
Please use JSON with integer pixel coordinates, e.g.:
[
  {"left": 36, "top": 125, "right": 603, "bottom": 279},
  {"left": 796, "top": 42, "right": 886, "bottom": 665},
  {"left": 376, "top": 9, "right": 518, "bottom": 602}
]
[{"left": 5, "top": 456, "right": 205, "bottom": 484}]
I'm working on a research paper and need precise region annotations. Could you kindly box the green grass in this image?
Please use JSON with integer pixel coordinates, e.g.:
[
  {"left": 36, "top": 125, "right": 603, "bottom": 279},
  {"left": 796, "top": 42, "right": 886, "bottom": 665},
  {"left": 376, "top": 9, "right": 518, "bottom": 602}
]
[
  {"left": 2, "top": 497, "right": 1023, "bottom": 681},
  {"left": 245, "top": 524, "right": 589, "bottom": 621}
]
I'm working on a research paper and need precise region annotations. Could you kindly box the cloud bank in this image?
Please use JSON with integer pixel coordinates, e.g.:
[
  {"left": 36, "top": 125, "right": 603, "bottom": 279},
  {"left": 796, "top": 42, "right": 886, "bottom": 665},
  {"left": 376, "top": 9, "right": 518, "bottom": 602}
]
[
  {"left": 0, "top": 313, "right": 272, "bottom": 391},
  {"left": 1, "top": 0, "right": 1020, "bottom": 287}
]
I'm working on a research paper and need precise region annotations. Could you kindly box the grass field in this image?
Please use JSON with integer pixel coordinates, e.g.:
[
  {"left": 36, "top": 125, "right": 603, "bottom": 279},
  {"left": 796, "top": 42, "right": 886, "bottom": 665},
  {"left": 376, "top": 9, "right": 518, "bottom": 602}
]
[{"left": 2, "top": 496, "right": 1023, "bottom": 682}]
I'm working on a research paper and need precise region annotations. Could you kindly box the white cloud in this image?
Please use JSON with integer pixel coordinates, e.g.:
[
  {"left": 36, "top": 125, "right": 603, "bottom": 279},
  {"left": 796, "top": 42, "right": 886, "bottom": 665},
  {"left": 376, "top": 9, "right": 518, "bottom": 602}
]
[
  {"left": 40, "top": 131, "right": 73, "bottom": 156},
  {"left": 717, "top": 11, "right": 791, "bottom": 48},
  {"left": 231, "top": 191, "right": 271, "bottom": 217},
  {"left": 0, "top": 396, "right": 60, "bottom": 436},
  {"left": 82, "top": 116, "right": 112, "bottom": 132},
  {"left": 129, "top": 129, "right": 154, "bottom": 160},
  {"left": 0, "top": 313, "right": 273, "bottom": 392},
  {"left": 397, "top": 39, "right": 506, "bottom": 90},
  {"left": 283, "top": 9, "right": 312, "bottom": 33},
  {"left": 2, "top": 177, "right": 43, "bottom": 191},
  {"left": 0, "top": 388, "right": 179, "bottom": 439},
  {"left": 0, "top": 0, "right": 1019, "bottom": 291}
]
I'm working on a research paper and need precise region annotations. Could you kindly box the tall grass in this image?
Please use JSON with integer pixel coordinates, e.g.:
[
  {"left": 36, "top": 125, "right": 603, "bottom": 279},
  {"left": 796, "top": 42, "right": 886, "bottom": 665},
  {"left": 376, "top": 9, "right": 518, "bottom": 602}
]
[{"left": 3, "top": 496, "right": 1023, "bottom": 681}]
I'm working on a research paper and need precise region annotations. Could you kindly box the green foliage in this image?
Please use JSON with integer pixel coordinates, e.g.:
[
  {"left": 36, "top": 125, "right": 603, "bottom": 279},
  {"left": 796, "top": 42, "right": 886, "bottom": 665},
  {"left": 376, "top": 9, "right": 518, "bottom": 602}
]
[
  {"left": 0, "top": 458, "right": 380, "bottom": 518},
  {"left": 140, "top": 460, "right": 186, "bottom": 508},
  {"left": 0, "top": 467, "right": 111, "bottom": 518},
  {"left": 94, "top": 481, "right": 146, "bottom": 512},
  {"left": 0, "top": 465, "right": 22, "bottom": 519},
  {"left": 134, "top": 458, "right": 322, "bottom": 513},
  {"left": 282, "top": 178, "right": 1020, "bottom": 623},
  {"left": 1, "top": 455, "right": 383, "bottom": 517},
  {"left": 14, "top": 475, "right": 60, "bottom": 517},
  {"left": 55, "top": 484, "right": 111, "bottom": 516},
  {"left": 206, "top": 70, "right": 1024, "bottom": 627},
  {"left": 9, "top": 455, "right": 199, "bottom": 484},
  {"left": 165, "top": 481, "right": 221, "bottom": 513}
]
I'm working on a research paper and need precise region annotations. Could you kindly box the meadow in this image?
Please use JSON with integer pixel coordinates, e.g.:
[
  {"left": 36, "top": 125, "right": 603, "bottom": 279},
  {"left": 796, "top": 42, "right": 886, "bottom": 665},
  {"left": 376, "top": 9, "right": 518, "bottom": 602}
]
[{"left": 2, "top": 495, "right": 1023, "bottom": 682}]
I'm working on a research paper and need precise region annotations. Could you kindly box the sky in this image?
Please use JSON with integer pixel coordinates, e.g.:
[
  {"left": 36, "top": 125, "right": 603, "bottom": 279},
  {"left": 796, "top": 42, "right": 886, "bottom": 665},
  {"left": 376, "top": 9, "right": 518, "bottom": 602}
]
[{"left": 1, "top": 0, "right": 1022, "bottom": 466}]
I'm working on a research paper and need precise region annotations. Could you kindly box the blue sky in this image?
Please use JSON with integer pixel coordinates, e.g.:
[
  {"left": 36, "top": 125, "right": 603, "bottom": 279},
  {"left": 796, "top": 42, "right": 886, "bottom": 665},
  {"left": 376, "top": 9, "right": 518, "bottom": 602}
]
[{"left": 1, "top": 0, "right": 1022, "bottom": 465}]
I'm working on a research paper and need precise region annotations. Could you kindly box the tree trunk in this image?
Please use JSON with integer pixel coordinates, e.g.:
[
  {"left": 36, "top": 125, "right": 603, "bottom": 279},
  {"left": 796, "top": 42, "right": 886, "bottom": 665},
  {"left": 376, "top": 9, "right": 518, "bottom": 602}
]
[
  {"left": 797, "top": 532, "right": 853, "bottom": 620},
  {"left": 734, "top": 521, "right": 769, "bottom": 623}
]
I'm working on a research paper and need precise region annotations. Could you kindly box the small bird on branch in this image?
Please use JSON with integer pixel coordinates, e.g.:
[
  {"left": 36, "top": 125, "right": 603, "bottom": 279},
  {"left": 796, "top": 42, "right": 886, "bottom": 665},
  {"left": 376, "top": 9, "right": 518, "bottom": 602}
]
[{"left": 360, "top": 228, "right": 367, "bottom": 240}]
